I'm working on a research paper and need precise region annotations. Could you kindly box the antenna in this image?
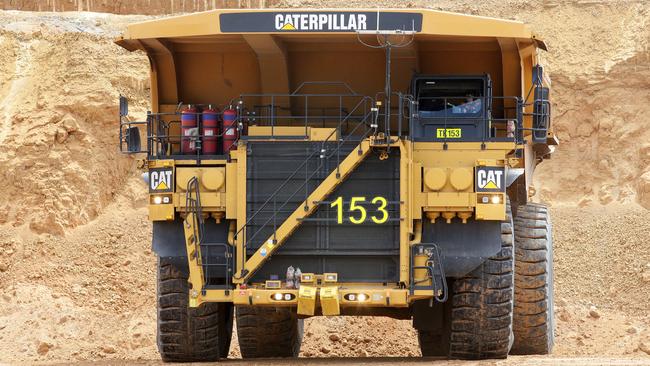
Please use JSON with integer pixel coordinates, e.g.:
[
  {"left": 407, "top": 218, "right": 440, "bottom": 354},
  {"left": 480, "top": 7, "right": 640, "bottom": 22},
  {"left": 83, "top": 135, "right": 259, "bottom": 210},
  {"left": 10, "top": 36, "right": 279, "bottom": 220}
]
[{"left": 356, "top": 14, "right": 417, "bottom": 141}]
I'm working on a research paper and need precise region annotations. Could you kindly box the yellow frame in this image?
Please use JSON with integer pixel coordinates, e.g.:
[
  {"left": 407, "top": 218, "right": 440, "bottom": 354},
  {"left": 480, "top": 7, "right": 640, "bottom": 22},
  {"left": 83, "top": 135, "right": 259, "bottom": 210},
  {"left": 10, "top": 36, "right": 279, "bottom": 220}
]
[{"left": 124, "top": 8, "right": 552, "bottom": 310}]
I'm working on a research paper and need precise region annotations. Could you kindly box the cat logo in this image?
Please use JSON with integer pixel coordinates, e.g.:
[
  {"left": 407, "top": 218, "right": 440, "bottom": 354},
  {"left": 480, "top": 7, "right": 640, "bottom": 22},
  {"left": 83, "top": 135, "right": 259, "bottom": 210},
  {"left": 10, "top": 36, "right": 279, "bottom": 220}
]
[
  {"left": 476, "top": 167, "right": 505, "bottom": 192},
  {"left": 219, "top": 12, "right": 423, "bottom": 33},
  {"left": 280, "top": 22, "right": 296, "bottom": 30},
  {"left": 149, "top": 168, "right": 173, "bottom": 193}
]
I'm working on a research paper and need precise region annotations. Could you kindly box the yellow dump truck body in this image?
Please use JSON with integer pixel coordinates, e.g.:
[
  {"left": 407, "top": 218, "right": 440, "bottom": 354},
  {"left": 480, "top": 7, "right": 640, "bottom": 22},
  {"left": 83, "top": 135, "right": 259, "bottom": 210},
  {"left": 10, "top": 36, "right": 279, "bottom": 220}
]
[{"left": 117, "top": 8, "right": 557, "bottom": 361}]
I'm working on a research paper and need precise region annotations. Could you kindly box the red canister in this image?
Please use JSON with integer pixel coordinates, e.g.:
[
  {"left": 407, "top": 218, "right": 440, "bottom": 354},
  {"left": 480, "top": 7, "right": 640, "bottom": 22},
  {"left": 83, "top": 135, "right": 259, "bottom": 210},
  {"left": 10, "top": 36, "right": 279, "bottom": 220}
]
[
  {"left": 222, "top": 109, "right": 238, "bottom": 152},
  {"left": 202, "top": 106, "right": 220, "bottom": 155},
  {"left": 181, "top": 105, "right": 198, "bottom": 154}
]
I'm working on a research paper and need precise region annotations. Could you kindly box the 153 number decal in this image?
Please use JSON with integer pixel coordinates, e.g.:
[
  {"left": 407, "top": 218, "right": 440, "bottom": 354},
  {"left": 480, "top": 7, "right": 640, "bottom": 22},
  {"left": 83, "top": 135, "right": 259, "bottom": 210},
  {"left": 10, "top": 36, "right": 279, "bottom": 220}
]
[{"left": 330, "top": 196, "right": 389, "bottom": 224}]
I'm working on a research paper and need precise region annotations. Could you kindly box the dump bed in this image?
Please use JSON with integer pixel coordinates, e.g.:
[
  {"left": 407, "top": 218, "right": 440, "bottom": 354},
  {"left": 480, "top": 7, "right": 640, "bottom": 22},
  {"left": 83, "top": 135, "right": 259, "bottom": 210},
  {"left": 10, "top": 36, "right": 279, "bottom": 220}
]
[{"left": 116, "top": 8, "right": 545, "bottom": 120}]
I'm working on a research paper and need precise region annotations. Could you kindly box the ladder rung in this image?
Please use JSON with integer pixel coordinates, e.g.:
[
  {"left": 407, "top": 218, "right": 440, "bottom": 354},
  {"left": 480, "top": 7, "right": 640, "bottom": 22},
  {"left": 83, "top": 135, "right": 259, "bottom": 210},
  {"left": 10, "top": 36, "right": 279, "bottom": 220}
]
[
  {"left": 312, "top": 200, "right": 404, "bottom": 205},
  {"left": 297, "top": 217, "right": 404, "bottom": 222}
]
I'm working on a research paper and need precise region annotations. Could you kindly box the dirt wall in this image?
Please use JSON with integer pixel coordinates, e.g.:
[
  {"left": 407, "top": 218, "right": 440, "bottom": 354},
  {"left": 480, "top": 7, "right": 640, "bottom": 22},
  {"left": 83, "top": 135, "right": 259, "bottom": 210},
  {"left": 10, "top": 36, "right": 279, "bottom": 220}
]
[
  {"left": 1, "top": 2, "right": 649, "bottom": 235},
  {"left": 0, "top": 13, "right": 150, "bottom": 235},
  {"left": 0, "top": 1, "right": 649, "bottom": 363}
]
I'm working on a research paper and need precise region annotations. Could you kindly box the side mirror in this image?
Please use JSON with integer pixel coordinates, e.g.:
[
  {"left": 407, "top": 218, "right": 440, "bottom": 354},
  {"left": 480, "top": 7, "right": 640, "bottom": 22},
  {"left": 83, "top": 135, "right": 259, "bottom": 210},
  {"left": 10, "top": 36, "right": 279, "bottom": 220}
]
[
  {"left": 532, "top": 86, "right": 550, "bottom": 143},
  {"left": 532, "top": 65, "right": 544, "bottom": 85},
  {"left": 531, "top": 65, "right": 550, "bottom": 143},
  {"left": 125, "top": 126, "right": 141, "bottom": 153},
  {"left": 119, "top": 95, "right": 129, "bottom": 117}
]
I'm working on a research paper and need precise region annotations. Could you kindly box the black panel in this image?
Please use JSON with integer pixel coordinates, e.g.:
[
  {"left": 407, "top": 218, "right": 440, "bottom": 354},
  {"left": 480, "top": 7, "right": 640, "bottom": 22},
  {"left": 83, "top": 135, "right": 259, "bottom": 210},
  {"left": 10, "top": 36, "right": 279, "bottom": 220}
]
[
  {"left": 411, "top": 297, "right": 452, "bottom": 331},
  {"left": 152, "top": 217, "right": 232, "bottom": 282},
  {"left": 246, "top": 142, "right": 400, "bottom": 283},
  {"left": 220, "top": 12, "right": 422, "bottom": 33},
  {"left": 421, "top": 219, "right": 501, "bottom": 277},
  {"left": 152, "top": 219, "right": 186, "bottom": 257}
]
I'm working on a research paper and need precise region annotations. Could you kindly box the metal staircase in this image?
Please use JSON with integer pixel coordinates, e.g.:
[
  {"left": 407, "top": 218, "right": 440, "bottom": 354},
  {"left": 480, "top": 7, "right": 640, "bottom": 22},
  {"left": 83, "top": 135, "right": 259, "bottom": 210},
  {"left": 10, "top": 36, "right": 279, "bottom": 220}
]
[
  {"left": 233, "top": 96, "right": 380, "bottom": 283},
  {"left": 409, "top": 243, "right": 448, "bottom": 302},
  {"left": 184, "top": 177, "right": 232, "bottom": 292}
]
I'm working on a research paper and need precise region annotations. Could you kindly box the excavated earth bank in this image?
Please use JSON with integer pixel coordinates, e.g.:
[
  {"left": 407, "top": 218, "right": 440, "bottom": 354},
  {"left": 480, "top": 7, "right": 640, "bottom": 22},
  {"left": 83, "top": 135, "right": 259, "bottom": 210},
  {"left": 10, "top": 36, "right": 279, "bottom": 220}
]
[{"left": 0, "top": 1, "right": 648, "bottom": 363}]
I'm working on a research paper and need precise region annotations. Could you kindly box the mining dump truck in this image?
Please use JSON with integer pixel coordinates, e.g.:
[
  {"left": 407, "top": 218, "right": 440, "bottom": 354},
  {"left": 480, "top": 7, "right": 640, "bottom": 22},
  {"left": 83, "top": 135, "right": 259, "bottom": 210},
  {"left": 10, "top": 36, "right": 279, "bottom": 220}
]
[{"left": 116, "top": 8, "right": 557, "bottom": 361}]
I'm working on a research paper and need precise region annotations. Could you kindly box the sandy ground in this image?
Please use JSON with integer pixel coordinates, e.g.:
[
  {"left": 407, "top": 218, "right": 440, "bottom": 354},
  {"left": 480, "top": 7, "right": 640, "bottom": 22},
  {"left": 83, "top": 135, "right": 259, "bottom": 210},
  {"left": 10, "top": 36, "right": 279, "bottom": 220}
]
[
  {"left": 3, "top": 201, "right": 650, "bottom": 363},
  {"left": 36, "top": 357, "right": 650, "bottom": 366},
  {"left": 0, "top": 2, "right": 649, "bottom": 364}
]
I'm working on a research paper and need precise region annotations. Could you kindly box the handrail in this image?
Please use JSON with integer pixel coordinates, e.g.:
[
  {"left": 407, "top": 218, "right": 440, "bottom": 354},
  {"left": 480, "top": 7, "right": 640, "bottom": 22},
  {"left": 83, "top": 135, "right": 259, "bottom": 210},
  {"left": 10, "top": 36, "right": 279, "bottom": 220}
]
[
  {"left": 185, "top": 176, "right": 233, "bottom": 289},
  {"left": 413, "top": 95, "right": 525, "bottom": 144},
  {"left": 241, "top": 110, "right": 375, "bottom": 248},
  {"left": 184, "top": 176, "right": 205, "bottom": 284},
  {"left": 232, "top": 96, "right": 374, "bottom": 243},
  {"left": 185, "top": 177, "right": 204, "bottom": 243},
  {"left": 291, "top": 81, "right": 359, "bottom": 96},
  {"left": 232, "top": 102, "right": 376, "bottom": 276}
]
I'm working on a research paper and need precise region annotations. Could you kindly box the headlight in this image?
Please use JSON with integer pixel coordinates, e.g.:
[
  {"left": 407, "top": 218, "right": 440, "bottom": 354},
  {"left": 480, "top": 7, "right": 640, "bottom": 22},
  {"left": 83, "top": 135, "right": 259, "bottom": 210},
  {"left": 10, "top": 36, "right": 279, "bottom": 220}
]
[
  {"left": 344, "top": 293, "right": 369, "bottom": 302},
  {"left": 478, "top": 194, "right": 503, "bottom": 205},
  {"left": 271, "top": 292, "right": 296, "bottom": 301},
  {"left": 150, "top": 194, "right": 172, "bottom": 205}
]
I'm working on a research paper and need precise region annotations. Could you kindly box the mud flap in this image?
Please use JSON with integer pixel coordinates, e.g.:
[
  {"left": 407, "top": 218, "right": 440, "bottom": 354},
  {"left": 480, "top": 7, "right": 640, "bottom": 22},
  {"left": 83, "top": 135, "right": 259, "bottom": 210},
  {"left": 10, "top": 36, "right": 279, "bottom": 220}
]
[{"left": 422, "top": 219, "right": 501, "bottom": 277}]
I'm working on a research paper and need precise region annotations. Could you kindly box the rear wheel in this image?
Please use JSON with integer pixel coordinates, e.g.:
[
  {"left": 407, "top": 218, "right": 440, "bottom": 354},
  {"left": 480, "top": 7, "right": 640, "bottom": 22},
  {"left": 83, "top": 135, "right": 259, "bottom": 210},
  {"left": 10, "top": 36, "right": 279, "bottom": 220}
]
[
  {"left": 511, "top": 203, "right": 554, "bottom": 354},
  {"left": 448, "top": 202, "right": 514, "bottom": 359},
  {"left": 236, "top": 306, "right": 303, "bottom": 358},
  {"left": 418, "top": 327, "right": 450, "bottom": 357},
  {"left": 157, "top": 257, "right": 233, "bottom": 362}
]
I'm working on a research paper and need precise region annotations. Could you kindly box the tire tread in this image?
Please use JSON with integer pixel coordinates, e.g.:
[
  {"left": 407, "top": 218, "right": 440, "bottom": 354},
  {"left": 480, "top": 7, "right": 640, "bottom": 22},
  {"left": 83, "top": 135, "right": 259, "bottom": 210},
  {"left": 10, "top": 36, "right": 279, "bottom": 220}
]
[
  {"left": 157, "top": 258, "right": 233, "bottom": 362},
  {"left": 511, "top": 203, "right": 554, "bottom": 355},
  {"left": 447, "top": 201, "right": 515, "bottom": 359},
  {"left": 236, "top": 306, "right": 303, "bottom": 358}
]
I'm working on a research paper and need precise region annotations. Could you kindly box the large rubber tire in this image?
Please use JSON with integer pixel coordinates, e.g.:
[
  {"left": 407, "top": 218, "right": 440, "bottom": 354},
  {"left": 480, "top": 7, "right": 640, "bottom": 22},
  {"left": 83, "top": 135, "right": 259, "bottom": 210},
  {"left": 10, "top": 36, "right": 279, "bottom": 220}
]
[
  {"left": 448, "top": 203, "right": 514, "bottom": 359},
  {"left": 418, "top": 324, "right": 450, "bottom": 357},
  {"left": 511, "top": 203, "right": 555, "bottom": 355},
  {"left": 415, "top": 295, "right": 453, "bottom": 357},
  {"left": 157, "top": 257, "right": 233, "bottom": 362},
  {"left": 236, "top": 306, "right": 303, "bottom": 358}
]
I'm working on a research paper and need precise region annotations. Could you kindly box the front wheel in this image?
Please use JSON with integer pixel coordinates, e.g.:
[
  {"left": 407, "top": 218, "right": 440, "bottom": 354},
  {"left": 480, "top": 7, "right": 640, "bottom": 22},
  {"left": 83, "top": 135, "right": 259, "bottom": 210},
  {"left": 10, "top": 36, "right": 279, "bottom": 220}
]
[
  {"left": 157, "top": 257, "right": 233, "bottom": 362},
  {"left": 448, "top": 201, "right": 514, "bottom": 359},
  {"left": 236, "top": 306, "right": 303, "bottom": 358}
]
